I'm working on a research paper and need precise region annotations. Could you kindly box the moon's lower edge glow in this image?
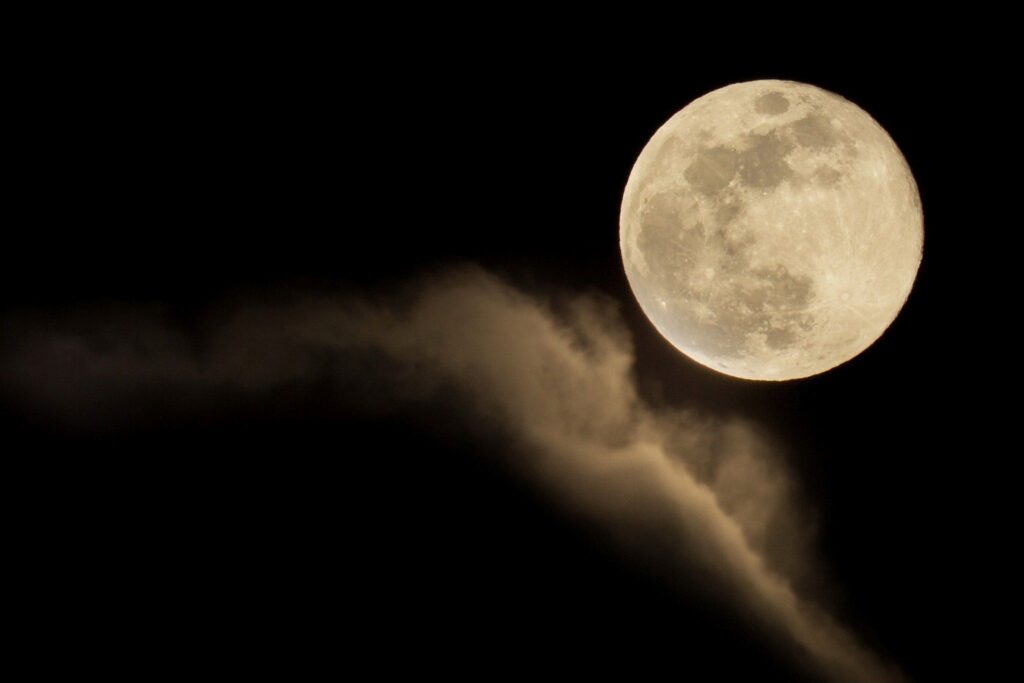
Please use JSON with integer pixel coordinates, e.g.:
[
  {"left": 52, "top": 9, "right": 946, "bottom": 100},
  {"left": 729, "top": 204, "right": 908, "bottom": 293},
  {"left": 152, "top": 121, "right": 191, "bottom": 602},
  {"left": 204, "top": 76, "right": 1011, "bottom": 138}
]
[{"left": 620, "top": 80, "right": 923, "bottom": 381}]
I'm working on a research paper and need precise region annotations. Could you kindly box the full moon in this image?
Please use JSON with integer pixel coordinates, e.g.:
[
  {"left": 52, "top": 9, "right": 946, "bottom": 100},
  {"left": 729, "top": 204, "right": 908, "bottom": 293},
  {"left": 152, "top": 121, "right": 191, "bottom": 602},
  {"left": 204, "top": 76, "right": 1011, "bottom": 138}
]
[{"left": 620, "top": 80, "right": 923, "bottom": 381}]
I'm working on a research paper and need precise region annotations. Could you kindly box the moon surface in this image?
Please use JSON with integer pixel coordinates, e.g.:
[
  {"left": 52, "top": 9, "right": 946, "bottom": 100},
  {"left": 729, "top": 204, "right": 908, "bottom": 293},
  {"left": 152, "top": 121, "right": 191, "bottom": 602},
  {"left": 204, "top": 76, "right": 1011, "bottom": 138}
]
[{"left": 620, "top": 80, "right": 923, "bottom": 380}]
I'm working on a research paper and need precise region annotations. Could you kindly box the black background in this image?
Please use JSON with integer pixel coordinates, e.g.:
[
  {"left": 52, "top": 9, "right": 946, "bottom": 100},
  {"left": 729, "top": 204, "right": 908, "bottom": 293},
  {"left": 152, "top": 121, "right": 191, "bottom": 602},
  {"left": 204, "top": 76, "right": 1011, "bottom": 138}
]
[{"left": 5, "top": 19, "right": 1013, "bottom": 681}]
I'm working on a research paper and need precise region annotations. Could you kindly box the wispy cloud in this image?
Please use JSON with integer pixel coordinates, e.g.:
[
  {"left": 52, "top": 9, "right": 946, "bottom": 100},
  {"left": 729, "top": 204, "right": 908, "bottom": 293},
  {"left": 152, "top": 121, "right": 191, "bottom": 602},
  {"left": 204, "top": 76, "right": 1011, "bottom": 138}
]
[{"left": 1, "top": 267, "right": 905, "bottom": 683}]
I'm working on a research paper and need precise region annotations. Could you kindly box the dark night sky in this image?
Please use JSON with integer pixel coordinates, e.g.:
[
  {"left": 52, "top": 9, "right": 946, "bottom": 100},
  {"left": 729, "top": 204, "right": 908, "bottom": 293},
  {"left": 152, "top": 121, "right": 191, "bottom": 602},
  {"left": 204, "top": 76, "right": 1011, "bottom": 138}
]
[{"left": 4, "top": 20, "right": 1013, "bottom": 681}]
